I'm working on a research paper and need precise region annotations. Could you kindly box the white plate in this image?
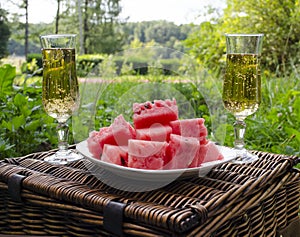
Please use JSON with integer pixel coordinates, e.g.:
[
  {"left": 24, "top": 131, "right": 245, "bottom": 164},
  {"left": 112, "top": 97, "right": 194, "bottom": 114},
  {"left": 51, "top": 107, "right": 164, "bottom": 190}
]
[{"left": 76, "top": 140, "right": 237, "bottom": 183}]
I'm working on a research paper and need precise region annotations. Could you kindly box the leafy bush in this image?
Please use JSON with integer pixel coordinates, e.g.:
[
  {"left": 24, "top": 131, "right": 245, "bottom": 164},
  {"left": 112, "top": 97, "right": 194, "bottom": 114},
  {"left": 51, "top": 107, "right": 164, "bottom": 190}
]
[
  {"left": 77, "top": 54, "right": 104, "bottom": 77},
  {"left": 23, "top": 53, "right": 43, "bottom": 75},
  {"left": 113, "top": 55, "right": 181, "bottom": 75},
  {"left": 27, "top": 53, "right": 43, "bottom": 68},
  {"left": 0, "top": 64, "right": 56, "bottom": 159},
  {"left": 77, "top": 53, "right": 182, "bottom": 77}
]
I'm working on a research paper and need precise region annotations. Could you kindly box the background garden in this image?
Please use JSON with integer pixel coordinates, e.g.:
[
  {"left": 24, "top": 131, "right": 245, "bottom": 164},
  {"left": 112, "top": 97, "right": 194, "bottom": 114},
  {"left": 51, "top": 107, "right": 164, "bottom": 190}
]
[{"left": 0, "top": 0, "right": 300, "bottom": 163}]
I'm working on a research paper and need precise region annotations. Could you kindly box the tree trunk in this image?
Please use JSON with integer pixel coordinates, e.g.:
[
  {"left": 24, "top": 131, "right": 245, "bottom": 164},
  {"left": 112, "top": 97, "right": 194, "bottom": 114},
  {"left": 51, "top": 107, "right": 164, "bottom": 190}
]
[
  {"left": 83, "top": 0, "right": 89, "bottom": 54},
  {"left": 78, "top": 0, "right": 84, "bottom": 55},
  {"left": 24, "top": 0, "right": 28, "bottom": 59},
  {"left": 55, "top": 0, "right": 61, "bottom": 34}
]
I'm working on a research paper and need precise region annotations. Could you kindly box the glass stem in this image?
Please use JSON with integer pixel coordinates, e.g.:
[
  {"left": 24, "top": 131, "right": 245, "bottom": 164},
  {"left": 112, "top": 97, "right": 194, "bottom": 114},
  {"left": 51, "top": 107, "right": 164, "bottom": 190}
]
[
  {"left": 56, "top": 122, "right": 69, "bottom": 155},
  {"left": 234, "top": 119, "right": 246, "bottom": 151}
]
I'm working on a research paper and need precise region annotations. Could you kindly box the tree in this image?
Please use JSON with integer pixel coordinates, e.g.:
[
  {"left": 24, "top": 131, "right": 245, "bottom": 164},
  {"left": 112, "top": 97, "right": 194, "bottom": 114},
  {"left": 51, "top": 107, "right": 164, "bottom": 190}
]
[
  {"left": 144, "top": 21, "right": 180, "bottom": 44},
  {"left": 84, "top": 0, "right": 124, "bottom": 54},
  {"left": 5, "top": 0, "right": 30, "bottom": 58},
  {"left": 60, "top": 0, "right": 123, "bottom": 54},
  {"left": 184, "top": 19, "right": 225, "bottom": 74},
  {"left": 185, "top": 0, "right": 300, "bottom": 74},
  {"left": 0, "top": 8, "right": 11, "bottom": 59},
  {"left": 121, "top": 21, "right": 195, "bottom": 51},
  {"left": 222, "top": 0, "right": 300, "bottom": 73}
]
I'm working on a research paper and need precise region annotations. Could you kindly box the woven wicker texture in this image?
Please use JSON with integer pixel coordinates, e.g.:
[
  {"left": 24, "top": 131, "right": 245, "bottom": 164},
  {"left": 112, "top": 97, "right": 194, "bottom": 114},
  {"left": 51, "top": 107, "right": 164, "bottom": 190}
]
[{"left": 0, "top": 148, "right": 299, "bottom": 236}]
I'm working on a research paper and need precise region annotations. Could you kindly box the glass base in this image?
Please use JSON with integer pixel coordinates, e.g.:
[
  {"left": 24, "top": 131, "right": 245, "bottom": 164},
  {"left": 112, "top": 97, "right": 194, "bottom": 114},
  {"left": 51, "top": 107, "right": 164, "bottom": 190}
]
[
  {"left": 44, "top": 150, "right": 83, "bottom": 165},
  {"left": 232, "top": 148, "right": 259, "bottom": 164}
]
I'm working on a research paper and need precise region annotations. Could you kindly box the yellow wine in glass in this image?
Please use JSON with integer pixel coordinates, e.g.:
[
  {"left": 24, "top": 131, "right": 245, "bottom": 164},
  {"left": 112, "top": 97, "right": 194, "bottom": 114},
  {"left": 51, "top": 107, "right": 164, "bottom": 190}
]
[
  {"left": 222, "top": 34, "right": 263, "bottom": 162},
  {"left": 40, "top": 34, "right": 82, "bottom": 165}
]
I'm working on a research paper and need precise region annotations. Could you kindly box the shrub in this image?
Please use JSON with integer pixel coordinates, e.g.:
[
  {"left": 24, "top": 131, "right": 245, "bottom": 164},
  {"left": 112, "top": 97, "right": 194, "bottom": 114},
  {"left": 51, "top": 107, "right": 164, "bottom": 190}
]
[
  {"left": 23, "top": 53, "right": 43, "bottom": 75},
  {"left": 27, "top": 53, "right": 43, "bottom": 68},
  {"left": 0, "top": 64, "right": 57, "bottom": 159},
  {"left": 77, "top": 53, "right": 182, "bottom": 77},
  {"left": 77, "top": 54, "right": 104, "bottom": 77}
]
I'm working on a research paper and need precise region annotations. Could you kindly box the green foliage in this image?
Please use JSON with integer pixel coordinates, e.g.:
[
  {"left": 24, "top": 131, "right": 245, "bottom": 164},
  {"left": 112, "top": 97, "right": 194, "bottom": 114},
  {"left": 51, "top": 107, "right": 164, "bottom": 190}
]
[
  {"left": 0, "top": 64, "right": 56, "bottom": 159},
  {"left": 77, "top": 54, "right": 104, "bottom": 76},
  {"left": 114, "top": 54, "right": 149, "bottom": 75},
  {"left": 184, "top": 21, "right": 225, "bottom": 75},
  {"left": 113, "top": 56, "right": 181, "bottom": 76},
  {"left": 7, "top": 22, "right": 51, "bottom": 56},
  {"left": 22, "top": 55, "right": 42, "bottom": 75},
  {"left": 0, "top": 64, "right": 15, "bottom": 94},
  {"left": 246, "top": 73, "right": 300, "bottom": 155},
  {"left": 121, "top": 21, "right": 194, "bottom": 51},
  {"left": 182, "top": 0, "right": 300, "bottom": 157},
  {"left": 27, "top": 53, "right": 43, "bottom": 68},
  {"left": 76, "top": 50, "right": 183, "bottom": 77},
  {"left": 67, "top": 0, "right": 124, "bottom": 54},
  {"left": 222, "top": 0, "right": 300, "bottom": 74},
  {"left": 185, "top": 0, "right": 300, "bottom": 75},
  {"left": 219, "top": 72, "right": 300, "bottom": 156}
]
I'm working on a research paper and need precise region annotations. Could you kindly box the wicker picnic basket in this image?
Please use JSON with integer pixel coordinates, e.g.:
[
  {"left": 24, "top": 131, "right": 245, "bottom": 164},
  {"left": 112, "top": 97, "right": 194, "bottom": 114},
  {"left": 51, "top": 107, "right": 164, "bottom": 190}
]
[{"left": 0, "top": 147, "right": 299, "bottom": 236}]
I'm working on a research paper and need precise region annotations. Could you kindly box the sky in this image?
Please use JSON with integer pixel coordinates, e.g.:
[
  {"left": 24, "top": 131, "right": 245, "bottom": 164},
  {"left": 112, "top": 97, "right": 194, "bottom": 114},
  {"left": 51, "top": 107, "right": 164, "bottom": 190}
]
[{"left": 2, "top": 0, "right": 226, "bottom": 25}]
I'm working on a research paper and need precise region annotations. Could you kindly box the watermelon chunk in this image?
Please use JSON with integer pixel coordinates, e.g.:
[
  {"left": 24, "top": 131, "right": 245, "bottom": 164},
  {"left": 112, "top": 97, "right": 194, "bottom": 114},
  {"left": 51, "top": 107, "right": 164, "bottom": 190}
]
[
  {"left": 133, "top": 99, "right": 178, "bottom": 129},
  {"left": 128, "top": 139, "right": 168, "bottom": 170},
  {"left": 190, "top": 141, "right": 224, "bottom": 167},
  {"left": 87, "top": 114, "right": 135, "bottom": 158},
  {"left": 87, "top": 127, "right": 111, "bottom": 159},
  {"left": 166, "top": 134, "right": 199, "bottom": 169},
  {"left": 136, "top": 124, "right": 172, "bottom": 142},
  {"left": 170, "top": 118, "right": 208, "bottom": 144},
  {"left": 111, "top": 114, "right": 136, "bottom": 146},
  {"left": 201, "top": 141, "right": 224, "bottom": 164},
  {"left": 86, "top": 98, "right": 217, "bottom": 170},
  {"left": 101, "top": 144, "right": 128, "bottom": 166}
]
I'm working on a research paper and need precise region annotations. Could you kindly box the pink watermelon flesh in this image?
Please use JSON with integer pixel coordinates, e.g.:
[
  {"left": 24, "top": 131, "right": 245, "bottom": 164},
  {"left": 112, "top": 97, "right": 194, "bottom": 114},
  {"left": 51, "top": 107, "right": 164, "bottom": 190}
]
[
  {"left": 87, "top": 114, "right": 135, "bottom": 158},
  {"left": 136, "top": 124, "right": 172, "bottom": 142},
  {"left": 87, "top": 99, "right": 215, "bottom": 170},
  {"left": 87, "top": 127, "right": 112, "bottom": 159},
  {"left": 193, "top": 141, "right": 224, "bottom": 167},
  {"left": 127, "top": 139, "right": 167, "bottom": 170},
  {"left": 111, "top": 114, "right": 136, "bottom": 146},
  {"left": 101, "top": 144, "right": 128, "bottom": 166},
  {"left": 190, "top": 143, "right": 206, "bottom": 168},
  {"left": 133, "top": 99, "right": 178, "bottom": 129},
  {"left": 201, "top": 141, "right": 224, "bottom": 164},
  {"left": 166, "top": 134, "right": 199, "bottom": 169},
  {"left": 170, "top": 118, "right": 208, "bottom": 145}
]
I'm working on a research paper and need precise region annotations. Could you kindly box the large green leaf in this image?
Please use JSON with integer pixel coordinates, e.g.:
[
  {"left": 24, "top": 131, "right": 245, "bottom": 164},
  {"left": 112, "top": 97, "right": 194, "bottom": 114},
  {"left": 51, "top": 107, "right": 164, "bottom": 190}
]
[
  {"left": 13, "top": 93, "right": 27, "bottom": 107},
  {"left": 0, "top": 64, "right": 16, "bottom": 95},
  {"left": 11, "top": 115, "right": 26, "bottom": 131}
]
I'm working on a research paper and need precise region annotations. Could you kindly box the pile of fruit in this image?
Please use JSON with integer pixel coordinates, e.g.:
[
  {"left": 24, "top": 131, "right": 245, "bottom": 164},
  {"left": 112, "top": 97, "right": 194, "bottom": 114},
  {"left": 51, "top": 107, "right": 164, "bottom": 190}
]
[{"left": 87, "top": 99, "right": 223, "bottom": 170}]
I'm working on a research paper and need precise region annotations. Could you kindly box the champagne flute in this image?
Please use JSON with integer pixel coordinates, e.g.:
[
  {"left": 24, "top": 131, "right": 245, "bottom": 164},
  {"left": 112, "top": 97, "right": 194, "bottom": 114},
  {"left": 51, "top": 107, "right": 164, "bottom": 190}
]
[
  {"left": 40, "top": 34, "right": 82, "bottom": 165},
  {"left": 222, "top": 33, "right": 264, "bottom": 162}
]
